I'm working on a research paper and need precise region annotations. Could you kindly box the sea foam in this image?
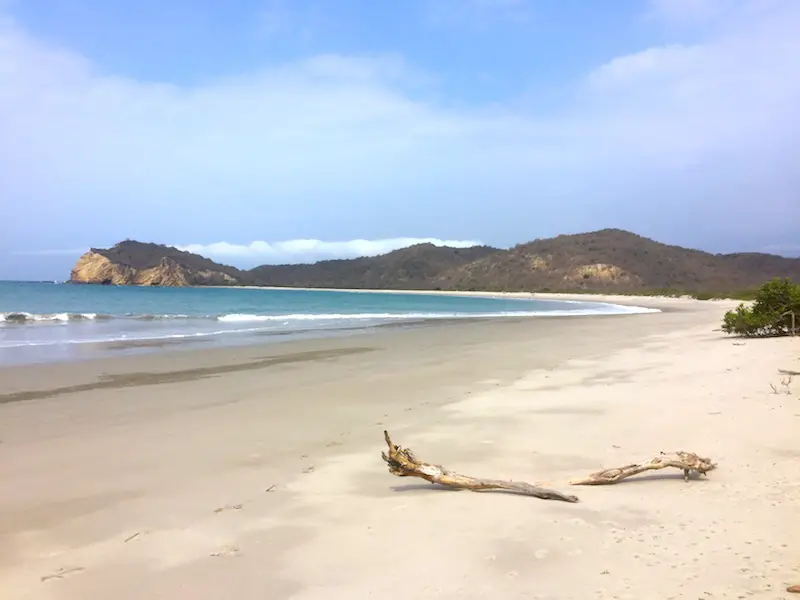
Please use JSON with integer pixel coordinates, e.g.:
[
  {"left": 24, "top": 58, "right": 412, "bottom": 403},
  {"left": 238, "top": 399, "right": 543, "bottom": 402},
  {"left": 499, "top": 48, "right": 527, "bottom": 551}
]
[
  {"left": 0, "top": 312, "right": 98, "bottom": 323},
  {"left": 215, "top": 304, "right": 659, "bottom": 323}
]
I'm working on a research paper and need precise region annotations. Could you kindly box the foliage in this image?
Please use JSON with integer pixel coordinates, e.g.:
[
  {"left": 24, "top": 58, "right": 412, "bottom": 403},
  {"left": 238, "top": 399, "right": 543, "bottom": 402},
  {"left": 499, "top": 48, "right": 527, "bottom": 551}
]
[{"left": 721, "top": 278, "right": 800, "bottom": 337}]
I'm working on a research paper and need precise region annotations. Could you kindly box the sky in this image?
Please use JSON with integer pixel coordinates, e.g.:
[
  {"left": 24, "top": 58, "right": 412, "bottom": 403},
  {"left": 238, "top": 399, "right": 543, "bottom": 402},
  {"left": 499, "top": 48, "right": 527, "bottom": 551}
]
[{"left": 1, "top": 0, "right": 799, "bottom": 280}]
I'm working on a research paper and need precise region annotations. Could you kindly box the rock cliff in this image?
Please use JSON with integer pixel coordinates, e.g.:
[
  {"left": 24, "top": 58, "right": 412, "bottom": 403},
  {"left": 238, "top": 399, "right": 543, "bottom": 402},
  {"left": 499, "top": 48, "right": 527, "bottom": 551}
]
[
  {"left": 69, "top": 243, "right": 245, "bottom": 286},
  {"left": 70, "top": 251, "right": 136, "bottom": 285}
]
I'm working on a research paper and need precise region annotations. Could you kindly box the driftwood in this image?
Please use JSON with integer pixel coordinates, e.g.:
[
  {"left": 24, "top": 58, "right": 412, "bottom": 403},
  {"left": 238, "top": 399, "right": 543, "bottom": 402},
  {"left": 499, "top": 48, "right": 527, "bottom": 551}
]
[
  {"left": 381, "top": 431, "right": 579, "bottom": 503},
  {"left": 569, "top": 451, "right": 716, "bottom": 486}
]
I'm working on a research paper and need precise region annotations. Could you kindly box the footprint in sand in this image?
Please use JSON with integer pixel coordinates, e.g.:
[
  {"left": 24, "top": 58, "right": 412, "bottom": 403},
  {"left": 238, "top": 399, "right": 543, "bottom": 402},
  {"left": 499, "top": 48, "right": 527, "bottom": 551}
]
[{"left": 41, "top": 566, "right": 85, "bottom": 583}]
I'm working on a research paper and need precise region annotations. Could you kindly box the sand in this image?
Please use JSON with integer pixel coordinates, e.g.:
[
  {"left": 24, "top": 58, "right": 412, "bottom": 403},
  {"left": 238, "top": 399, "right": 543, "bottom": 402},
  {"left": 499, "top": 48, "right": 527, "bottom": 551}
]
[{"left": 0, "top": 294, "right": 798, "bottom": 599}]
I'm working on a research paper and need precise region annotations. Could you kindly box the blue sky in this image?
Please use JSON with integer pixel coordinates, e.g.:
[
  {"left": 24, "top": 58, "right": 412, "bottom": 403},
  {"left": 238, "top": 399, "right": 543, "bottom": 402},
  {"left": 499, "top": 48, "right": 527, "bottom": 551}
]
[{"left": 1, "top": 0, "right": 799, "bottom": 280}]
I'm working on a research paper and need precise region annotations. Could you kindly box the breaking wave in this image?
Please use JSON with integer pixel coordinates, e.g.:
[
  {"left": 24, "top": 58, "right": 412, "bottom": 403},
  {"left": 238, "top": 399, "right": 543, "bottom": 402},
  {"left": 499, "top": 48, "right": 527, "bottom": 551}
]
[
  {"left": 0, "top": 302, "right": 661, "bottom": 355},
  {"left": 216, "top": 306, "right": 660, "bottom": 323},
  {"left": 0, "top": 312, "right": 99, "bottom": 323},
  {"left": 1, "top": 304, "right": 660, "bottom": 326}
]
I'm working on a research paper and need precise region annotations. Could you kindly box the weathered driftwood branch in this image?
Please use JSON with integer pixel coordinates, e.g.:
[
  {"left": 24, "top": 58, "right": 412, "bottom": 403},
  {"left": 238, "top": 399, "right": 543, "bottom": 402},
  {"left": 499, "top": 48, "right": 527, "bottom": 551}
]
[
  {"left": 569, "top": 451, "right": 716, "bottom": 486},
  {"left": 381, "top": 431, "right": 579, "bottom": 503}
]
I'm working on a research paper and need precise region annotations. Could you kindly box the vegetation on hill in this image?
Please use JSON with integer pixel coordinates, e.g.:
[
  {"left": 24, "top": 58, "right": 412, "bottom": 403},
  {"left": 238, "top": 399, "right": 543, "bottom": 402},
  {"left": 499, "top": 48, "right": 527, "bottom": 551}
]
[
  {"left": 248, "top": 244, "right": 499, "bottom": 290},
  {"left": 432, "top": 229, "right": 800, "bottom": 294},
  {"left": 721, "top": 278, "right": 800, "bottom": 337},
  {"left": 71, "top": 230, "right": 800, "bottom": 295},
  {"left": 95, "top": 240, "right": 248, "bottom": 281}
]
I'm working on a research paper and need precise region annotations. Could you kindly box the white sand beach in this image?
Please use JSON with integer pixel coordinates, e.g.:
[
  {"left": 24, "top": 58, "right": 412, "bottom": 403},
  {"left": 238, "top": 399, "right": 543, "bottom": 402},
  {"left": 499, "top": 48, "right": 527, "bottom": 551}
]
[{"left": 0, "top": 294, "right": 798, "bottom": 599}]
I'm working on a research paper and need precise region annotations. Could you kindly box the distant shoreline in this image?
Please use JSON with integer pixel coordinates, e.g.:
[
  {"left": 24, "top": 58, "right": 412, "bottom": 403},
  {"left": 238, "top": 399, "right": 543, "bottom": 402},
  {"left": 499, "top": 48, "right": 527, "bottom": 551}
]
[{"left": 201, "top": 284, "right": 739, "bottom": 309}]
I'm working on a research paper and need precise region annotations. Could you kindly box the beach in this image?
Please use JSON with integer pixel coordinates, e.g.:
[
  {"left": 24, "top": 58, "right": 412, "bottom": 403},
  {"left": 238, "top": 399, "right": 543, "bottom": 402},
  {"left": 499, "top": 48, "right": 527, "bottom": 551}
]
[{"left": 0, "top": 294, "right": 798, "bottom": 599}]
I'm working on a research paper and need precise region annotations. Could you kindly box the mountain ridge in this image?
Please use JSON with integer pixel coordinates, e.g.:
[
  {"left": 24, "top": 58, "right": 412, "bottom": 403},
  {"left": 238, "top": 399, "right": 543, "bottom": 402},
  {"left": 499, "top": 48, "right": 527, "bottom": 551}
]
[{"left": 68, "top": 229, "right": 800, "bottom": 294}]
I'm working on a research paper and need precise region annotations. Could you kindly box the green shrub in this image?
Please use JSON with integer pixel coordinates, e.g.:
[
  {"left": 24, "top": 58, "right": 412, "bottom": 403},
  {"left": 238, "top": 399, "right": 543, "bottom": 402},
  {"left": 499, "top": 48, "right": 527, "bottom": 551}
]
[{"left": 721, "top": 278, "right": 800, "bottom": 337}]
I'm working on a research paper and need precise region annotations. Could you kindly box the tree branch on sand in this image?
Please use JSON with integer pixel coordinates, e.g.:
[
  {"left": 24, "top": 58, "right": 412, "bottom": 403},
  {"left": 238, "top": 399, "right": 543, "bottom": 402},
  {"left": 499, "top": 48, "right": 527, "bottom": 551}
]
[
  {"left": 569, "top": 452, "right": 717, "bottom": 486},
  {"left": 381, "top": 432, "right": 716, "bottom": 500},
  {"left": 381, "top": 431, "right": 579, "bottom": 503}
]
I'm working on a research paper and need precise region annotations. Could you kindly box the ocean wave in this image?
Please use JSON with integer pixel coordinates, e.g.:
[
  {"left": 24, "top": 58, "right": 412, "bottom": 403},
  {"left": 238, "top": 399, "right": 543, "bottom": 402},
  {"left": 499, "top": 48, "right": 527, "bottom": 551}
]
[
  {"left": 217, "top": 305, "right": 659, "bottom": 322},
  {"left": 0, "top": 303, "right": 660, "bottom": 326},
  {"left": 128, "top": 313, "right": 191, "bottom": 321},
  {"left": 0, "top": 311, "right": 99, "bottom": 323},
  {"left": 0, "top": 304, "right": 661, "bottom": 351},
  {"left": 0, "top": 312, "right": 196, "bottom": 324}
]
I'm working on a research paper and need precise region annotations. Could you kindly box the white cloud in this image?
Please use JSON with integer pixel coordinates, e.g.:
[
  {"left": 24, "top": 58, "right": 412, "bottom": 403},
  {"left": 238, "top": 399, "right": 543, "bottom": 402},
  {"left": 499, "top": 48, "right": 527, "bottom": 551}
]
[
  {"left": 177, "top": 238, "right": 483, "bottom": 265},
  {"left": 587, "top": 44, "right": 701, "bottom": 89},
  {"left": 1, "top": 3, "right": 796, "bottom": 180},
  {"left": 0, "top": 0, "right": 799, "bottom": 263},
  {"left": 576, "top": 2, "right": 800, "bottom": 172}
]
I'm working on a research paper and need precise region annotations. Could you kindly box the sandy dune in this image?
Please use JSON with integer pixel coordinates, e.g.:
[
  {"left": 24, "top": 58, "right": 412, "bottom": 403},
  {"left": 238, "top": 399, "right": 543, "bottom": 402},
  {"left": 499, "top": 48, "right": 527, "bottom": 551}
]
[{"left": 0, "top": 295, "right": 798, "bottom": 599}]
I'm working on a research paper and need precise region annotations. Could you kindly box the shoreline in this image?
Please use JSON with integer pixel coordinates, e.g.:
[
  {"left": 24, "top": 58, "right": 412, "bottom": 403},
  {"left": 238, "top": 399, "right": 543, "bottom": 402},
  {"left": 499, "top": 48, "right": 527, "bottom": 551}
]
[
  {"left": 0, "top": 309, "right": 669, "bottom": 390},
  {"left": 209, "top": 284, "right": 740, "bottom": 304},
  {"left": 0, "top": 295, "right": 797, "bottom": 598},
  {"left": 0, "top": 288, "right": 682, "bottom": 368}
]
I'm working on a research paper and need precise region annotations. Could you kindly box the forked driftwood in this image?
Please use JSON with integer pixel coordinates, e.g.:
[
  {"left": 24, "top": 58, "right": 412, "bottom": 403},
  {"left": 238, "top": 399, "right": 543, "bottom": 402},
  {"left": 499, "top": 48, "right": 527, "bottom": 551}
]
[
  {"left": 569, "top": 451, "right": 716, "bottom": 486},
  {"left": 381, "top": 431, "right": 579, "bottom": 503}
]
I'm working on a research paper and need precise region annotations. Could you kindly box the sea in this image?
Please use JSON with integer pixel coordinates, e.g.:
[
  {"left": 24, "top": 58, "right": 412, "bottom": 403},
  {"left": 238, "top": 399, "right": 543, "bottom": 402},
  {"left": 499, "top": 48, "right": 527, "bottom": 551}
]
[{"left": 0, "top": 281, "right": 659, "bottom": 365}]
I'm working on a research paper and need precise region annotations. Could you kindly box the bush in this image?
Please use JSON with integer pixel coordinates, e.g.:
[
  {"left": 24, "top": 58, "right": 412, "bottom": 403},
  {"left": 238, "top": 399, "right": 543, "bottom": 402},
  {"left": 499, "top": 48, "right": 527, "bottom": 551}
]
[{"left": 722, "top": 278, "right": 800, "bottom": 337}]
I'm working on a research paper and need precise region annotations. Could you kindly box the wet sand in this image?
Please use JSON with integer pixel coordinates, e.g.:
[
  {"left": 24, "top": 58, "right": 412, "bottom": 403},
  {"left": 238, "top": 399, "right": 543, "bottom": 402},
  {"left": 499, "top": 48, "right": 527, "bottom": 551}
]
[{"left": 0, "top": 295, "right": 798, "bottom": 599}]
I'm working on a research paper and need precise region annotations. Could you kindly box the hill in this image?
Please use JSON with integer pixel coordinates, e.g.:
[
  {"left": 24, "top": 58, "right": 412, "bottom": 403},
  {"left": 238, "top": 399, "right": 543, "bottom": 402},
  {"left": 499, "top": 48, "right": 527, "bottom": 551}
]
[
  {"left": 249, "top": 244, "right": 499, "bottom": 289},
  {"left": 70, "top": 241, "right": 252, "bottom": 286},
  {"left": 95, "top": 240, "right": 245, "bottom": 278},
  {"left": 68, "top": 230, "right": 800, "bottom": 294},
  {"left": 432, "top": 229, "right": 800, "bottom": 294}
]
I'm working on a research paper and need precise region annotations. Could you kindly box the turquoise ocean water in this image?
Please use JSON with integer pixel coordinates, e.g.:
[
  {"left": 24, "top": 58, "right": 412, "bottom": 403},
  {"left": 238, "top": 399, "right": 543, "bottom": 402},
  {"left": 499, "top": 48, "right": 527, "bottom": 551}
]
[{"left": 0, "top": 281, "right": 658, "bottom": 365}]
